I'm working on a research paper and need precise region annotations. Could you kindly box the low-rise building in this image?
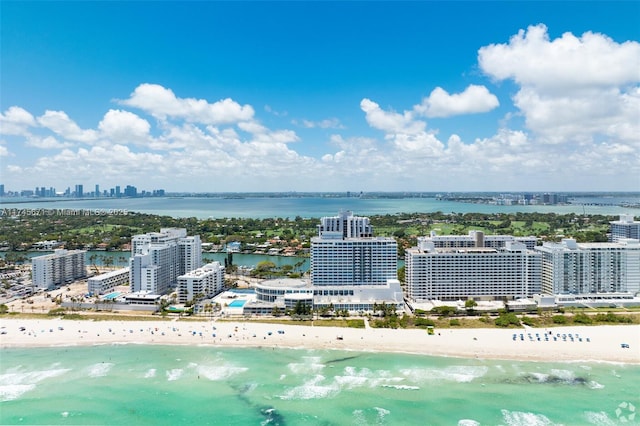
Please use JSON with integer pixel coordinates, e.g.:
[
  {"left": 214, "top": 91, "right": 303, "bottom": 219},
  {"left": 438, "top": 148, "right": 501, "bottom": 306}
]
[{"left": 88, "top": 267, "right": 130, "bottom": 295}]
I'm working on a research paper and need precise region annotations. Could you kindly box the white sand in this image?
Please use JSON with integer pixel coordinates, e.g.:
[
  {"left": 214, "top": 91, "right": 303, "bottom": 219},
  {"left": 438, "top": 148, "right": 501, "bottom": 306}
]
[{"left": 1, "top": 318, "right": 638, "bottom": 363}]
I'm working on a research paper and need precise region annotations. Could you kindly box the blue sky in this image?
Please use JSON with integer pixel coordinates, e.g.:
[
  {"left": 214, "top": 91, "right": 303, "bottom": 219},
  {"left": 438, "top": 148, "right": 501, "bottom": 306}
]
[{"left": 1, "top": 1, "right": 639, "bottom": 193}]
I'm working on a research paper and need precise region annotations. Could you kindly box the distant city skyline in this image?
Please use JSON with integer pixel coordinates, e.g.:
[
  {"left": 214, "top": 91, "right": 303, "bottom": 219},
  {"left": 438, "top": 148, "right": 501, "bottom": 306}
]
[{"left": 1, "top": 2, "right": 639, "bottom": 192}]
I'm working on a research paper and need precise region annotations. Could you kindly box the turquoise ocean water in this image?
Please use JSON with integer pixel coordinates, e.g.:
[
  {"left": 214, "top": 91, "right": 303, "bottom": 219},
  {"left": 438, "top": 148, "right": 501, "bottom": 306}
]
[{"left": 1, "top": 344, "right": 638, "bottom": 425}]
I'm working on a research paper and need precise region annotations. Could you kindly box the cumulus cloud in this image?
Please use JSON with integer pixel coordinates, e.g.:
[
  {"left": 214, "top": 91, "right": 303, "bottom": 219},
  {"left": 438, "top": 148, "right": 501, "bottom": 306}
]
[
  {"left": 25, "top": 135, "right": 72, "bottom": 150},
  {"left": 479, "top": 24, "right": 640, "bottom": 148},
  {"left": 37, "top": 110, "right": 98, "bottom": 143},
  {"left": 360, "top": 99, "right": 425, "bottom": 134},
  {"left": 98, "top": 109, "right": 152, "bottom": 145},
  {"left": 0, "top": 106, "right": 37, "bottom": 136},
  {"left": 415, "top": 85, "right": 499, "bottom": 118},
  {"left": 121, "top": 83, "right": 255, "bottom": 124},
  {"left": 479, "top": 24, "right": 640, "bottom": 91}
]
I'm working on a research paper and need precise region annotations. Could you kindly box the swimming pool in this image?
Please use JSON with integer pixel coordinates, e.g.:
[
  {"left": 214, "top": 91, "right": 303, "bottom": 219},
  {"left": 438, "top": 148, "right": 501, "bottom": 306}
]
[
  {"left": 228, "top": 300, "right": 247, "bottom": 308},
  {"left": 103, "top": 292, "right": 121, "bottom": 300}
]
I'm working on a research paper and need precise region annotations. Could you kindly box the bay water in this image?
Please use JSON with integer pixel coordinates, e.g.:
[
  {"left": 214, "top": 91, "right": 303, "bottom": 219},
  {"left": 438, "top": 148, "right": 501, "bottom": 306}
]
[{"left": 1, "top": 344, "right": 638, "bottom": 425}]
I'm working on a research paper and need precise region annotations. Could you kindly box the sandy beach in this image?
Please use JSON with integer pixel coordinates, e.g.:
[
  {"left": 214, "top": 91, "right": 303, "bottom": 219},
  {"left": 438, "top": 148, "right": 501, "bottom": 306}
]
[{"left": 1, "top": 318, "right": 638, "bottom": 364}]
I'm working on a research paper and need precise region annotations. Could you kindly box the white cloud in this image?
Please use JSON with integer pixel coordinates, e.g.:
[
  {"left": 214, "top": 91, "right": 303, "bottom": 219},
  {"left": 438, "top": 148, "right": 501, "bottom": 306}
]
[
  {"left": 0, "top": 144, "right": 10, "bottom": 157},
  {"left": 479, "top": 24, "right": 640, "bottom": 91},
  {"left": 25, "top": 135, "right": 72, "bottom": 150},
  {"left": 0, "top": 106, "right": 36, "bottom": 136},
  {"left": 360, "top": 98, "right": 425, "bottom": 134},
  {"left": 98, "top": 109, "right": 152, "bottom": 145},
  {"left": 121, "top": 83, "right": 255, "bottom": 124},
  {"left": 415, "top": 85, "right": 499, "bottom": 118},
  {"left": 296, "top": 118, "right": 344, "bottom": 129},
  {"left": 478, "top": 24, "right": 640, "bottom": 150},
  {"left": 37, "top": 110, "right": 98, "bottom": 143}
]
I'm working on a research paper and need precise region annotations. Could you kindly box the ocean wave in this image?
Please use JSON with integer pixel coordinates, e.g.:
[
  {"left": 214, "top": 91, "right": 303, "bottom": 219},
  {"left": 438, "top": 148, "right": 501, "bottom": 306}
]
[
  {"left": 458, "top": 420, "right": 480, "bottom": 426},
  {"left": 143, "top": 368, "right": 156, "bottom": 379},
  {"left": 500, "top": 409, "right": 558, "bottom": 426},
  {"left": 166, "top": 368, "right": 183, "bottom": 381},
  {"left": 280, "top": 375, "right": 339, "bottom": 400},
  {"left": 400, "top": 365, "right": 489, "bottom": 383},
  {"left": 584, "top": 411, "right": 617, "bottom": 426},
  {"left": 353, "top": 407, "right": 391, "bottom": 425},
  {"left": 196, "top": 364, "right": 248, "bottom": 381},
  {"left": 380, "top": 384, "right": 420, "bottom": 390},
  {"left": 0, "top": 366, "right": 72, "bottom": 401},
  {"left": 87, "top": 362, "right": 113, "bottom": 378},
  {"left": 287, "top": 356, "right": 325, "bottom": 375},
  {"left": 0, "top": 384, "right": 36, "bottom": 402}
]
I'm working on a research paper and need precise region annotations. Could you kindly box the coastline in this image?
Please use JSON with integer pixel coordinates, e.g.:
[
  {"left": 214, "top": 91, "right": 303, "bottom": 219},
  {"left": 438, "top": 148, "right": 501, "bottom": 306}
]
[{"left": 2, "top": 318, "right": 638, "bottom": 364}]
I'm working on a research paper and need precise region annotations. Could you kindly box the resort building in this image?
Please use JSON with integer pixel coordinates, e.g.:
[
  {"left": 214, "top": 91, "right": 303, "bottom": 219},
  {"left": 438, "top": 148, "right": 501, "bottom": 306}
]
[
  {"left": 535, "top": 238, "right": 640, "bottom": 296},
  {"left": 129, "top": 228, "right": 202, "bottom": 295},
  {"left": 609, "top": 214, "right": 640, "bottom": 242},
  {"left": 177, "top": 262, "right": 225, "bottom": 304},
  {"left": 242, "top": 211, "right": 404, "bottom": 315},
  {"left": 405, "top": 240, "right": 541, "bottom": 302},
  {"left": 421, "top": 230, "right": 537, "bottom": 250},
  {"left": 31, "top": 249, "right": 87, "bottom": 290},
  {"left": 88, "top": 267, "right": 130, "bottom": 295}
]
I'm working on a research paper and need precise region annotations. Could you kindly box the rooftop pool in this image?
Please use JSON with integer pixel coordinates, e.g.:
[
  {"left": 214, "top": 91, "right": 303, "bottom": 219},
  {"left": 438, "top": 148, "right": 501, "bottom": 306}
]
[{"left": 228, "top": 300, "right": 247, "bottom": 308}]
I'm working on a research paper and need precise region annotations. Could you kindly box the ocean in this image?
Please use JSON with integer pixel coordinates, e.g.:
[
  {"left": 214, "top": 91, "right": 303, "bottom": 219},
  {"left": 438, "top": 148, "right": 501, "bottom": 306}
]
[
  {"left": 1, "top": 344, "right": 638, "bottom": 425},
  {"left": 1, "top": 194, "right": 639, "bottom": 219}
]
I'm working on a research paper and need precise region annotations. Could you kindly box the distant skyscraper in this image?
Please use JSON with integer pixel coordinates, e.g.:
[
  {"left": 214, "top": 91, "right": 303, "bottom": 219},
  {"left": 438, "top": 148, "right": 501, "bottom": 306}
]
[
  {"left": 115, "top": 185, "right": 121, "bottom": 197},
  {"left": 95, "top": 184, "right": 100, "bottom": 197},
  {"left": 74, "top": 184, "right": 83, "bottom": 198}
]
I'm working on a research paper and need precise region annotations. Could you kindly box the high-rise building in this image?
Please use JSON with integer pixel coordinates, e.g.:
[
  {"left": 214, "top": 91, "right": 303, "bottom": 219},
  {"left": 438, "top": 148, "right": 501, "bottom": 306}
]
[
  {"left": 535, "top": 238, "right": 640, "bottom": 295},
  {"left": 95, "top": 184, "right": 100, "bottom": 197},
  {"left": 129, "top": 228, "right": 202, "bottom": 295},
  {"left": 316, "top": 210, "right": 374, "bottom": 238},
  {"left": 420, "top": 230, "right": 537, "bottom": 250},
  {"left": 177, "top": 262, "right": 224, "bottom": 303},
  {"left": 311, "top": 212, "right": 396, "bottom": 286},
  {"left": 405, "top": 241, "right": 541, "bottom": 302},
  {"left": 0, "top": 184, "right": 4, "bottom": 197},
  {"left": 74, "top": 184, "right": 83, "bottom": 198},
  {"left": 610, "top": 214, "right": 640, "bottom": 242},
  {"left": 32, "top": 249, "right": 87, "bottom": 290}
]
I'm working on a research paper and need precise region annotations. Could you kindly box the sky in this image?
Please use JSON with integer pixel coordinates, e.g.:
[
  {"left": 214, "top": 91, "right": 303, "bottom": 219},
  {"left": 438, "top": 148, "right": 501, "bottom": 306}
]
[{"left": 1, "top": 1, "right": 639, "bottom": 194}]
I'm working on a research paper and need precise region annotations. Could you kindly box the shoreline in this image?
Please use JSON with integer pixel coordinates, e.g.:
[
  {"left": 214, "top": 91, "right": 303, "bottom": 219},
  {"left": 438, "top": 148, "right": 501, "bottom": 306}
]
[{"left": 2, "top": 318, "right": 638, "bottom": 364}]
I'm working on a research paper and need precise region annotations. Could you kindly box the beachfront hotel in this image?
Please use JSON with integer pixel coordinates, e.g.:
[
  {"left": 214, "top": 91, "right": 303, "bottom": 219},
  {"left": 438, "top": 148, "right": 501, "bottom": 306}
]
[
  {"left": 242, "top": 211, "right": 404, "bottom": 315},
  {"left": 177, "top": 262, "right": 225, "bottom": 304},
  {"left": 311, "top": 211, "right": 397, "bottom": 286},
  {"left": 609, "top": 214, "right": 640, "bottom": 242},
  {"left": 31, "top": 249, "right": 87, "bottom": 290},
  {"left": 405, "top": 239, "right": 541, "bottom": 302},
  {"left": 535, "top": 238, "right": 640, "bottom": 296},
  {"left": 129, "top": 228, "right": 202, "bottom": 295}
]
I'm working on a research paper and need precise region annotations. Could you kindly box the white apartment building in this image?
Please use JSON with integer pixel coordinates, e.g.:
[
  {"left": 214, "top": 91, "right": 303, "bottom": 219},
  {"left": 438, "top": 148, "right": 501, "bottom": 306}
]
[
  {"left": 610, "top": 214, "right": 640, "bottom": 242},
  {"left": 421, "top": 230, "right": 537, "bottom": 250},
  {"left": 129, "top": 228, "right": 202, "bottom": 295},
  {"left": 317, "top": 210, "right": 374, "bottom": 238},
  {"left": 177, "top": 262, "right": 224, "bottom": 304},
  {"left": 405, "top": 241, "right": 542, "bottom": 302},
  {"left": 535, "top": 238, "right": 640, "bottom": 295},
  {"left": 88, "top": 267, "right": 130, "bottom": 295},
  {"left": 310, "top": 236, "right": 397, "bottom": 285},
  {"left": 32, "top": 249, "right": 87, "bottom": 290}
]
